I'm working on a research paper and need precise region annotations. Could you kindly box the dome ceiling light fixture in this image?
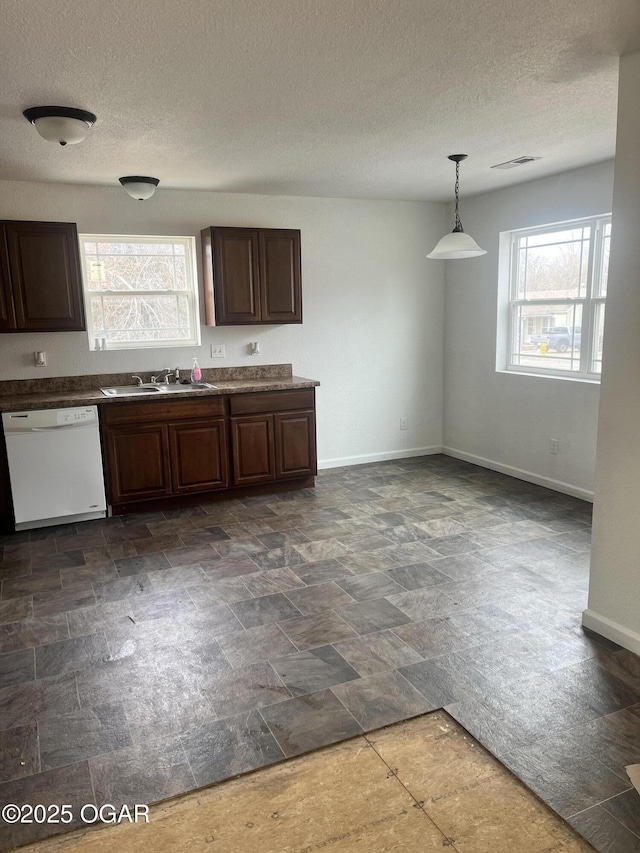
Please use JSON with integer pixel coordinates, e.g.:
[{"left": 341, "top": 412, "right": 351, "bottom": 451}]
[
  {"left": 23, "top": 106, "right": 97, "bottom": 146},
  {"left": 119, "top": 176, "right": 160, "bottom": 201},
  {"left": 427, "top": 154, "right": 487, "bottom": 260}
]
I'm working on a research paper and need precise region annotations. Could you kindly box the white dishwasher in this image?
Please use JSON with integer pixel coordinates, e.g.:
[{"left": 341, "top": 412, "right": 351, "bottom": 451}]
[{"left": 2, "top": 406, "right": 107, "bottom": 530}]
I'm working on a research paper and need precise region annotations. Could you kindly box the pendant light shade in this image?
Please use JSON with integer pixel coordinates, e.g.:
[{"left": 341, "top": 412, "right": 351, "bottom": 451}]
[
  {"left": 427, "top": 154, "right": 486, "bottom": 260},
  {"left": 427, "top": 230, "right": 487, "bottom": 259},
  {"left": 23, "top": 106, "right": 97, "bottom": 146},
  {"left": 119, "top": 176, "right": 159, "bottom": 201}
]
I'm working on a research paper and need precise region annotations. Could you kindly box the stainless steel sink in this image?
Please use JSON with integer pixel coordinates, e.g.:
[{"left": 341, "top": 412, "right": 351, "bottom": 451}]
[
  {"left": 101, "top": 385, "right": 165, "bottom": 397},
  {"left": 100, "top": 382, "right": 217, "bottom": 397},
  {"left": 159, "top": 383, "right": 217, "bottom": 392}
]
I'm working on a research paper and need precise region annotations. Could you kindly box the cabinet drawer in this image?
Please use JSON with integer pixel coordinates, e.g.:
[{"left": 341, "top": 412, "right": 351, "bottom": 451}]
[
  {"left": 229, "top": 389, "right": 314, "bottom": 416},
  {"left": 102, "top": 396, "right": 225, "bottom": 426}
]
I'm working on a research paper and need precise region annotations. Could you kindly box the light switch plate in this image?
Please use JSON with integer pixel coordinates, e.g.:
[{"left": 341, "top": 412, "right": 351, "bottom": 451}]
[{"left": 211, "top": 344, "right": 225, "bottom": 358}]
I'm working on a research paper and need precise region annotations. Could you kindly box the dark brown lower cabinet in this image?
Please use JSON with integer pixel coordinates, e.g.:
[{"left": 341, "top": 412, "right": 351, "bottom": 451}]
[
  {"left": 169, "top": 419, "right": 229, "bottom": 494},
  {"left": 106, "top": 424, "right": 172, "bottom": 504},
  {"left": 274, "top": 411, "right": 316, "bottom": 478},
  {"left": 102, "top": 397, "right": 228, "bottom": 509},
  {"left": 100, "top": 389, "right": 316, "bottom": 512},
  {"left": 231, "top": 415, "right": 276, "bottom": 486},
  {"left": 230, "top": 408, "right": 316, "bottom": 486}
]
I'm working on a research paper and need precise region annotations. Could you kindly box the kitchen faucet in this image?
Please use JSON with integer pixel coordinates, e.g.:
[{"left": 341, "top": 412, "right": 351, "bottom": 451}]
[{"left": 150, "top": 369, "right": 173, "bottom": 385}]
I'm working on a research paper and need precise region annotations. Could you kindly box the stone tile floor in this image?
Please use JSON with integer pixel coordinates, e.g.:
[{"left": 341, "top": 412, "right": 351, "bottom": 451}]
[{"left": 0, "top": 454, "right": 638, "bottom": 851}]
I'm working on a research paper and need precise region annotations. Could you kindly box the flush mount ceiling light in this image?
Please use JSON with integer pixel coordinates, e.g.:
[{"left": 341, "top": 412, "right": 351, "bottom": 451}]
[
  {"left": 427, "top": 154, "right": 487, "bottom": 260},
  {"left": 118, "top": 176, "right": 160, "bottom": 201},
  {"left": 23, "top": 106, "right": 97, "bottom": 146}
]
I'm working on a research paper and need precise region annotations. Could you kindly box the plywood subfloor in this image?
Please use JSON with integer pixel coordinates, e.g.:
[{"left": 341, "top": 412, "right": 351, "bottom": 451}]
[{"left": 22, "top": 712, "right": 594, "bottom": 853}]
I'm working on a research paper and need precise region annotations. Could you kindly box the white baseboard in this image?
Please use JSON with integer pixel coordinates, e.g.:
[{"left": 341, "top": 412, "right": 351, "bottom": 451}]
[
  {"left": 441, "top": 446, "right": 593, "bottom": 502},
  {"left": 318, "top": 446, "right": 442, "bottom": 470},
  {"left": 582, "top": 609, "right": 640, "bottom": 655}
]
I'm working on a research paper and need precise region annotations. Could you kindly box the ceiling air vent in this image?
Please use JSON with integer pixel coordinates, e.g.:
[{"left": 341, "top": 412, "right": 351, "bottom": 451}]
[{"left": 491, "top": 156, "right": 541, "bottom": 170}]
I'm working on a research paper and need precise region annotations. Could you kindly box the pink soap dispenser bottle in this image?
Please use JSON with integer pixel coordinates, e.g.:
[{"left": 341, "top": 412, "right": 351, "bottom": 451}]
[{"left": 191, "top": 358, "right": 202, "bottom": 383}]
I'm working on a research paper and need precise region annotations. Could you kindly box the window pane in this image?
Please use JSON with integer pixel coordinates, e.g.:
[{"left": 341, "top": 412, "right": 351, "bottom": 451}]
[
  {"left": 524, "top": 227, "right": 587, "bottom": 247},
  {"left": 591, "top": 304, "right": 605, "bottom": 374},
  {"left": 515, "top": 227, "right": 590, "bottom": 299},
  {"left": 510, "top": 303, "right": 583, "bottom": 372},
  {"left": 87, "top": 294, "right": 193, "bottom": 343},
  {"left": 91, "top": 293, "right": 184, "bottom": 330},
  {"left": 97, "top": 241, "right": 174, "bottom": 255},
  {"left": 85, "top": 254, "right": 187, "bottom": 292},
  {"left": 90, "top": 297, "right": 104, "bottom": 333},
  {"left": 597, "top": 221, "right": 611, "bottom": 297}
]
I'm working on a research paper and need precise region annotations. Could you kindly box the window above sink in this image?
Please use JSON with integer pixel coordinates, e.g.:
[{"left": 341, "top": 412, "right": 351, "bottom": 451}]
[{"left": 79, "top": 234, "right": 201, "bottom": 351}]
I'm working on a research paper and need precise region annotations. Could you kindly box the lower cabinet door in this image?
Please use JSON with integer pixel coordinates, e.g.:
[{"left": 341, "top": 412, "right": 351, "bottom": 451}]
[
  {"left": 230, "top": 414, "right": 276, "bottom": 485},
  {"left": 105, "top": 424, "right": 171, "bottom": 503},
  {"left": 169, "top": 419, "right": 229, "bottom": 494},
  {"left": 274, "top": 410, "right": 317, "bottom": 479}
]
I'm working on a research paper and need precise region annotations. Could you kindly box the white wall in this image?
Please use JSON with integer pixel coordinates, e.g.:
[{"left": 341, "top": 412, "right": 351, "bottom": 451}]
[
  {"left": 442, "top": 161, "right": 614, "bottom": 499},
  {"left": 0, "top": 180, "right": 445, "bottom": 467},
  {"left": 584, "top": 53, "right": 640, "bottom": 654}
]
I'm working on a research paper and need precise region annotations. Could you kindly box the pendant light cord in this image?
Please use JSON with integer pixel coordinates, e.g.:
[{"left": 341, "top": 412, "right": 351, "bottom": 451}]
[{"left": 453, "top": 159, "right": 463, "bottom": 233}]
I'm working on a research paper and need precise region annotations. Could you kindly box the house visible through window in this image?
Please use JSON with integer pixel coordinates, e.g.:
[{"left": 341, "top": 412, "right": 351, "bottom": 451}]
[
  {"left": 79, "top": 235, "right": 200, "bottom": 350},
  {"left": 506, "top": 215, "right": 610, "bottom": 379}
]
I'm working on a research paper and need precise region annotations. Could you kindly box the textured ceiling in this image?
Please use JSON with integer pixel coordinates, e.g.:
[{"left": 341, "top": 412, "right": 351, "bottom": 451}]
[{"left": 1, "top": 0, "right": 640, "bottom": 200}]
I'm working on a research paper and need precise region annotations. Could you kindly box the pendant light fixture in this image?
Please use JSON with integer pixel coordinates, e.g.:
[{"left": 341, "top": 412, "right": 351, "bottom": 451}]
[
  {"left": 119, "top": 176, "right": 160, "bottom": 201},
  {"left": 427, "top": 154, "right": 486, "bottom": 260},
  {"left": 23, "top": 106, "right": 97, "bottom": 146}
]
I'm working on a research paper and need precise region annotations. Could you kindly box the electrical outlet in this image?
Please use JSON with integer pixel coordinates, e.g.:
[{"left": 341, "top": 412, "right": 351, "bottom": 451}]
[
  {"left": 550, "top": 439, "right": 559, "bottom": 455},
  {"left": 400, "top": 417, "right": 408, "bottom": 431},
  {"left": 34, "top": 351, "right": 46, "bottom": 367},
  {"left": 210, "top": 344, "right": 225, "bottom": 358}
]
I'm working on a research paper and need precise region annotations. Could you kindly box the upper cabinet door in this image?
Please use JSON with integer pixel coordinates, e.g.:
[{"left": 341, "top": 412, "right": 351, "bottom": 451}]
[
  {"left": 259, "top": 229, "right": 302, "bottom": 323},
  {"left": 210, "top": 227, "right": 261, "bottom": 325},
  {"left": 202, "top": 226, "right": 302, "bottom": 326},
  {"left": 4, "top": 221, "right": 86, "bottom": 332},
  {"left": 0, "top": 227, "right": 16, "bottom": 332}
]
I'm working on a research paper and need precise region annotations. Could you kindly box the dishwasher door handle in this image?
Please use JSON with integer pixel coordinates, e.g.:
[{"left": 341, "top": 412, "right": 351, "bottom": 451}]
[{"left": 27, "top": 424, "right": 92, "bottom": 432}]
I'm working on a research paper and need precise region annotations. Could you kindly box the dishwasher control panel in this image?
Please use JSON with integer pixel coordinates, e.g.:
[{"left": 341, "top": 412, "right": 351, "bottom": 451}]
[
  {"left": 3, "top": 406, "right": 99, "bottom": 432},
  {"left": 56, "top": 408, "right": 97, "bottom": 426}
]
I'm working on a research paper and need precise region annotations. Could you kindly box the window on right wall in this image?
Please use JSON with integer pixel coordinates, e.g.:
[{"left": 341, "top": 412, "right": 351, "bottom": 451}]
[{"left": 506, "top": 214, "right": 611, "bottom": 380}]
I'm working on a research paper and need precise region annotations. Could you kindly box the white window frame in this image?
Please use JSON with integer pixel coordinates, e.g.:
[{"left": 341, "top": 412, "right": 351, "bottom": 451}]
[
  {"left": 505, "top": 214, "right": 610, "bottom": 382},
  {"left": 79, "top": 234, "right": 201, "bottom": 351}
]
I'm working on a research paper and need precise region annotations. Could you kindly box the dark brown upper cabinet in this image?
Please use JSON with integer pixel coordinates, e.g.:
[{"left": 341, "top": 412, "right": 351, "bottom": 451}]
[
  {"left": 201, "top": 226, "right": 302, "bottom": 325},
  {"left": 0, "top": 241, "right": 15, "bottom": 332},
  {"left": 0, "top": 220, "right": 86, "bottom": 333}
]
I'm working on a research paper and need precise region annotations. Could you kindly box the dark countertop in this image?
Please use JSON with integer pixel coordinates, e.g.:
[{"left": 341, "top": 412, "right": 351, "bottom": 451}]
[{"left": 0, "top": 376, "right": 319, "bottom": 413}]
